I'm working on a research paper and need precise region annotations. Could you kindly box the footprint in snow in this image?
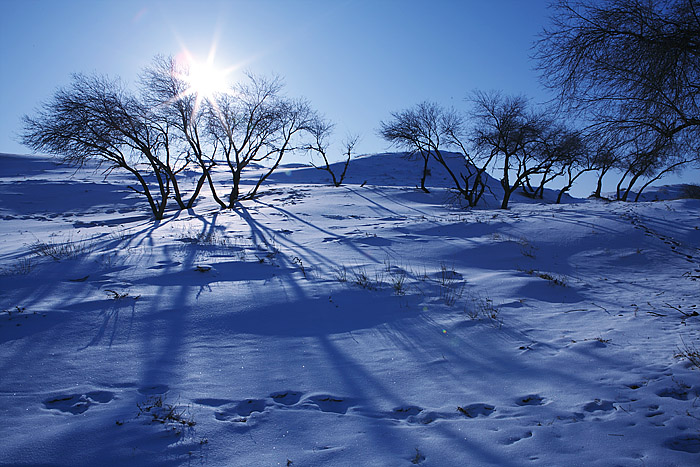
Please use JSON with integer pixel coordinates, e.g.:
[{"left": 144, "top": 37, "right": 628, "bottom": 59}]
[
  {"left": 501, "top": 431, "right": 533, "bottom": 445},
  {"left": 515, "top": 394, "right": 545, "bottom": 406},
  {"left": 664, "top": 435, "right": 700, "bottom": 453},
  {"left": 385, "top": 406, "right": 439, "bottom": 425},
  {"left": 192, "top": 398, "right": 233, "bottom": 407},
  {"left": 43, "top": 390, "right": 114, "bottom": 415},
  {"left": 391, "top": 405, "right": 424, "bottom": 419},
  {"left": 215, "top": 398, "right": 271, "bottom": 422},
  {"left": 583, "top": 399, "right": 616, "bottom": 413},
  {"left": 645, "top": 405, "right": 664, "bottom": 419},
  {"left": 147, "top": 261, "right": 181, "bottom": 270},
  {"left": 457, "top": 403, "right": 496, "bottom": 418},
  {"left": 656, "top": 386, "right": 695, "bottom": 401},
  {"left": 202, "top": 390, "right": 501, "bottom": 427},
  {"left": 303, "top": 394, "right": 355, "bottom": 414},
  {"left": 270, "top": 390, "right": 303, "bottom": 406}
]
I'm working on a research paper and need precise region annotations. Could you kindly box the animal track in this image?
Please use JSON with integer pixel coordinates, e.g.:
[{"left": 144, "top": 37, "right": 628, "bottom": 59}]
[
  {"left": 664, "top": 435, "right": 700, "bottom": 453},
  {"left": 645, "top": 404, "right": 662, "bottom": 417},
  {"left": 516, "top": 394, "right": 544, "bottom": 406},
  {"left": 303, "top": 394, "right": 356, "bottom": 414},
  {"left": 201, "top": 390, "right": 498, "bottom": 428},
  {"left": 656, "top": 386, "right": 695, "bottom": 401},
  {"left": 502, "top": 431, "right": 533, "bottom": 445},
  {"left": 626, "top": 214, "right": 700, "bottom": 270},
  {"left": 457, "top": 403, "right": 496, "bottom": 418},
  {"left": 147, "top": 261, "right": 181, "bottom": 270},
  {"left": 270, "top": 391, "right": 303, "bottom": 406},
  {"left": 391, "top": 405, "right": 423, "bottom": 419},
  {"left": 215, "top": 398, "right": 271, "bottom": 422},
  {"left": 583, "top": 399, "right": 616, "bottom": 413},
  {"left": 43, "top": 390, "right": 114, "bottom": 415}
]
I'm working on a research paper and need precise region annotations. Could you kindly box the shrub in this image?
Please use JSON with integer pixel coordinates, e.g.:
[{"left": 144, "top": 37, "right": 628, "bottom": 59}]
[{"left": 681, "top": 184, "right": 700, "bottom": 199}]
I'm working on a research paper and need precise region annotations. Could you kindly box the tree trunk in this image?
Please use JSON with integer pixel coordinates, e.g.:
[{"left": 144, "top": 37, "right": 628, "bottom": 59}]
[
  {"left": 501, "top": 184, "right": 513, "bottom": 209},
  {"left": 621, "top": 172, "right": 642, "bottom": 201},
  {"left": 556, "top": 185, "right": 570, "bottom": 204},
  {"left": 616, "top": 169, "right": 631, "bottom": 200},
  {"left": 419, "top": 154, "right": 430, "bottom": 193},
  {"left": 593, "top": 176, "right": 604, "bottom": 198}
]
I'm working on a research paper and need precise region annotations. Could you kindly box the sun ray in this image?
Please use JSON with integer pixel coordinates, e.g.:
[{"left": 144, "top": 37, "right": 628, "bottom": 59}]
[{"left": 168, "top": 40, "right": 250, "bottom": 124}]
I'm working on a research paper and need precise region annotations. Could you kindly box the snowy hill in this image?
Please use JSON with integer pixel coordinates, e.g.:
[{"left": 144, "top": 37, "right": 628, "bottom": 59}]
[
  {"left": 272, "top": 151, "right": 484, "bottom": 188},
  {"left": 1, "top": 152, "right": 699, "bottom": 466}
]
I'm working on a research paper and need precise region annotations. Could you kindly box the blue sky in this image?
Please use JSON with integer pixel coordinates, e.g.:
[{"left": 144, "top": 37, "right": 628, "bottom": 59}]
[
  {"left": 1, "top": 0, "right": 695, "bottom": 193},
  {"left": 0, "top": 0, "right": 551, "bottom": 155}
]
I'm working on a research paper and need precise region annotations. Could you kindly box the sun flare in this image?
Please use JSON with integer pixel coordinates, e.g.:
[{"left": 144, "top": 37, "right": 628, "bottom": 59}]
[
  {"left": 184, "top": 58, "right": 228, "bottom": 100},
  {"left": 174, "top": 43, "right": 239, "bottom": 107},
  {"left": 169, "top": 41, "right": 249, "bottom": 121}
]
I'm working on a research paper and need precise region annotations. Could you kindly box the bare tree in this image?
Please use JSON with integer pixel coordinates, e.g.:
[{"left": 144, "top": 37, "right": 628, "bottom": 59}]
[
  {"left": 552, "top": 130, "right": 595, "bottom": 203},
  {"left": 305, "top": 117, "right": 357, "bottom": 187},
  {"left": 522, "top": 125, "right": 584, "bottom": 200},
  {"left": 22, "top": 58, "right": 319, "bottom": 217},
  {"left": 470, "top": 91, "right": 556, "bottom": 209},
  {"left": 535, "top": 0, "right": 700, "bottom": 194},
  {"left": 378, "top": 103, "right": 437, "bottom": 193},
  {"left": 509, "top": 124, "right": 590, "bottom": 202},
  {"left": 613, "top": 133, "right": 695, "bottom": 201},
  {"left": 248, "top": 96, "right": 317, "bottom": 198},
  {"left": 206, "top": 74, "right": 316, "bottom": 208},
  {"left": 587, "top": 136, "right": 622, "bottom": 199},
  {"left": 139, "top": 55, "right": 214, "bottom": 210},
  {"left": 21, "top": 73, "right": 175, "bottom": 219},
  {"left": 379, "top": 101, "right": 492, "bottom": 206}
]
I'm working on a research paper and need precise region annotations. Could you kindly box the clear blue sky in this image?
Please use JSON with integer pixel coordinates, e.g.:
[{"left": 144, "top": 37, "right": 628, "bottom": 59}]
[
  {"left": 1, "top": 0, "right": 695, "bottom": 192},
  {"left": 0, "top": 0, "right": 552, "bottom": 155}
]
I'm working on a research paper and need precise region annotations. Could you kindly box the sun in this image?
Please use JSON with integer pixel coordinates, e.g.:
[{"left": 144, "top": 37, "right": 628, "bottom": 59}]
[
  {"left": 174, "top": 43, "right": 238, "bottom": 106},
  {"left": 184, "top": 57, "right": 228, "bottom": 101},
  {"left": 169, "top": 41, "right": 249, "bottom": 121}
]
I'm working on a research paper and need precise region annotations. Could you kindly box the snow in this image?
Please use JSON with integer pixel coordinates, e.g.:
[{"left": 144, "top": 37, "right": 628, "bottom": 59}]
[{"left": 1, "top": 152, "right": 699, "bottom": 466}]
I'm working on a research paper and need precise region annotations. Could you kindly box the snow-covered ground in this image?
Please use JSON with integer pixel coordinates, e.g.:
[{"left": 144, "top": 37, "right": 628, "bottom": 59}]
[{"left": 1, "top": 152, "right": 699, "bottom": 466}]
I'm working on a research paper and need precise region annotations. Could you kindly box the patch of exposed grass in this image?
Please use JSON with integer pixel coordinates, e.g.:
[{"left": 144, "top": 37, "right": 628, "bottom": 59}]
[
  {"left": 333, "top": 265, "right": 348, "bottom": 283},
  {"left": 437, "top": 262, "right": 464, "bottom": 306},
  {"left": 136, "top": 395, "right": 196, "bottom": 436},
  {"left": 465, "top": 294, "right": 502, "bottom": 328},
  {"left": 352, "top": 267, "right": 383, "bottom": 290},
  {"left": 30, "top": 237, "right": 90, "bottom": 261},
  {"left": 2, "top": 257, "right": 32, "bottom": 275},
  {"left": 520, "top": 268, "right": 567, "bottom": 287},
  {"left": 675, "top": 338, "right": 700, "bottom": 370}
]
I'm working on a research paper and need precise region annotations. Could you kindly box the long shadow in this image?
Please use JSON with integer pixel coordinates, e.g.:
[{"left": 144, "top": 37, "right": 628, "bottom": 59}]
[
  {"left": 236, "top": 203, "right": 378, "bottom": 273},
  {"left": 342, "top": 186, "right": 404, "bottom": 218},
  {"left": 313, "top": 332, "right": 522, "bottom": 465},
  {"left": 131, "top": 211, "right": 224, "bottom": 391},
  {"left": 361, "top": 185, "right": 454, "bottom": 219}
]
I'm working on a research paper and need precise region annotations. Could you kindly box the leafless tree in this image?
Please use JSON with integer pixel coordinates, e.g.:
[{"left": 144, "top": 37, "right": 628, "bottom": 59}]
[
  {"left": 551, "top": 134, "right": 619, "bottom": 203},
  {"left": 587, "top": 136, "right": 622, "bottom": 199},
  {"left": 379, "top": 101, "right": 492, "bottom": 206},
  {"left": 21, "top": 73, "right": 176, "bottom": 219},
  {"left": 522, "top": 125, "right": 584, "bottom": 200},
  {"left": 140, "top": 55, "right": 214, "bottom": 209},
  {"left": 22, "top": 58, "right": 318, "bottom": 217},
  {"left": 206, "top": 74, "right": 316, "bottom": 208},
  {"left": 305, "top": 117, "right": 357, "bottom": 187},
  {"left": 470, "top": 91, "right": 556, "bottom": 209},
  {"left": 378, "top": 103, "right": 438, "bottom": 193},
  {"left": 614, "top": 133, "right": 694, "bottom": 201},
  {"left": 535, "top": 0, "right": 700, "bottom": 196},
  {"left": 514, "top": 124, "right": 589, "bottom": 202}
]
